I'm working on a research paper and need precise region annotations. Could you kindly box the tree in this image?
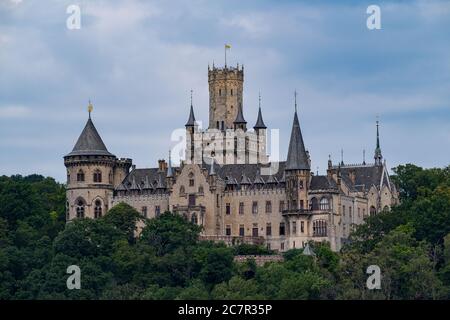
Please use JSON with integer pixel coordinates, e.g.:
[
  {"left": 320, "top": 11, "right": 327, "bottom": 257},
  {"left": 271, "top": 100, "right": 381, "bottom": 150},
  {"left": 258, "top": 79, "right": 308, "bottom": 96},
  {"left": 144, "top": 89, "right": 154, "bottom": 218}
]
[{"left": 102, "top": 202, "right": 143, "bottom": 244}]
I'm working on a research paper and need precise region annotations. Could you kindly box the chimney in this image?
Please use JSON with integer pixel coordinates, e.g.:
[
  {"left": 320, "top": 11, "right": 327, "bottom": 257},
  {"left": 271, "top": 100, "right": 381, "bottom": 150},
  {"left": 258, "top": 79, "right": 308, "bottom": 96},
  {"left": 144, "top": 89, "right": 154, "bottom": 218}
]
[{"left": 158, "top": 159, "right": 167, "bottom": 172}]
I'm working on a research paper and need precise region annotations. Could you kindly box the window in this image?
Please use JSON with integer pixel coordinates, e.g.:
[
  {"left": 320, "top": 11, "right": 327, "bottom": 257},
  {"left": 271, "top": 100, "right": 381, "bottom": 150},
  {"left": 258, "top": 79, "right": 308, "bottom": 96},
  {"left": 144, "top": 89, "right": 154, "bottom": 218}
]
[
  {"left": 226, "top": 203, "right": 231, "bottom": 215},
  {"left": 320, "top": 197, "right": 330, "bottom": 210},
  {"left": 142, "top": 206, "right": 148, "bottom": 218},
  {"left": 191, "top": 213, "right": 198, "bottom": 224},
  {"left": 239, "top": 225, "right": 245, "bottom": 236},
  {"left": 301, "top": 221, "right": 305, "bottom": 233},
  {"left": 265, "top": 201, "right": 272, "bottom": 213},
  {"left": 93, "top": 169, "right": 102, "bottom": 183},
  {"left": 230, "top": 89, "right": 233, "bottom": 96},
  {"left": 310, "top": 197, "right": 319, "bottom": 210},
  {"left": 281, "top": 242, "right": 285, "bottom": 250},
  {"left": 266, "top": 223, "right": 272, "bottom": 236},
  {"left": 252, "top": 224, "right": 258, "bottom": 237},
  {"left": 94, "top": 200, "right": 102, "bottom": 218},
  {"left": 279, "top": 222, "right": 285, "bottom": 236},
  {"left": 383, "top": 205, "right": 390, "bottom": 212},
  {"left": 279, "top": 201, "right": 285, "bottom": 212},
  {"left": 370, "top": 206, "right": 377, "bottom": 215},
  {"left": 226, "top": 225, "right": 231, "bottom": 236},
  {"left": 77, "top": 170, "right": 85, "bottom": 182},
  {"left": 179, "top": 186, "right": 185, "bottom": 196},
  {"left": 109, "top": 171, "right": 113, "bottom": 184},
  {"left": 252, "top": 201, "right": 258, "bottom": 214},
  {"left": 76, "top": 199, "right": 85, "bottom": 218},
  {"left": 299, "top": 180, "right": 304, "bottom": 189},
  {"left": 219, "top": 89, "right": 222, "bottom": 96},
  {"left": 349, "top": 206, "right": 352, "bottom": 219},
  {"left": 189, "top": 194, "right": 196, "bottom": 206},
  {"left": 216, "top": 194, "right": 220, "bottom": 208},
  {"left": 67, "top": 171, "right": 70, "bottom": 183},
  {"left": 292, "top": 221, "right": 297, "bottom": 235},
  {"left": 313, "top": 220, "right": 327, "bottom": 237},
  {"left": 239, "top": 202, "right": 244, "bottom": 215},
  {"left": 342, "top": 205, "right": 346, "bottom": 216},
  {"left": 292, "top": 200, "right": 297, "bottom": 210},
  {"left": 189, "top": 179, "right": 195, "bottom": 186},
  {"left": 198, "top": 186, "right": 204, "bottom": 194},
  {"left": 155, "top": 205, "right": 160, "bottom": 217},
  {"left": 300, "top": 200, "right": 304, "bottom": 210},
  {"left": 358, "top": 207, "right": 361, "bottom": 218}
]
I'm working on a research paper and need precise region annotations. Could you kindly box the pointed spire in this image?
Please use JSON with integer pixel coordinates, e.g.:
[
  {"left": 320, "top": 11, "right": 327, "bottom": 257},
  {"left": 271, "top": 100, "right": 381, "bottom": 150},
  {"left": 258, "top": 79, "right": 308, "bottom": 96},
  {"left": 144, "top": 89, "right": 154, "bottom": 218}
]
[
  {"left": 285, "top": 94, "right": 310, "bottom": 171},
  {"left": 254, "top": 92, "right": 267, "bottom": 129},
  {"left": 363, "top": 149, "right": 366, "bottom": 165},
  {"left": 340, "top": 148, "right": 344, "bottom": 166},
  {"left": 234, "top": 104, "right": 246, "bottom": 124},
  {"left": 167, "top": 150, "right": 173, "bottom": 178},
  {"left": 185, "top": 90, "right": 197, "bottom": 127},
  {"left": 374, "top": 118, "right": 383, "bottom": 166},
  {"left": 66, "top": 105, "right": 114, "bottom": 157}
]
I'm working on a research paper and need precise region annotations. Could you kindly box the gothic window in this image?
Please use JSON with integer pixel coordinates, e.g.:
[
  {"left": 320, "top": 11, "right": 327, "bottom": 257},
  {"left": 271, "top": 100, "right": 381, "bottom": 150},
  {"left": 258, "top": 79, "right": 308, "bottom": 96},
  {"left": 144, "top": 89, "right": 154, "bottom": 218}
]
[
  {"left": 279, "top": 222, "right": 285, "bottom": 236},
  {"left": 252, "top": 224, "right": 258, "bottom": 237},
  {"left": 94, "top": 200, "right": 102, "bottom": 218},
  {"left": 93, "top": 169, "right": 102, "bottom": 183},
  {"left": 252, "top": 201, "right": 258, "bottom": 214},
  {"left": 179, "top": 186, "right": 185, "bottom": 196},
  {"left": 155, "top": 205, "right": 160, "bottom": 217},
  {"left": 313, "top": 220, "right": 327, "bottom": 237},
  {"left": 239, "top": 202, "right": 244, "bottom": 215},
  {"left": 76, "top": 199, "right": 85, "bottom": 218},
  {"left": 191, "top": 212, "right": 198, "bottom": 225},
  {"left": 142, "top": 206, "right": 148, "bottom": 218},
  {"left": 265, "top": 201, "right": 272, "bottom": 213},
  {"left": 383, "top": 205, "right": 390, "bottom": 212},
  {"left": 230, "top": 89, "right": 233, "bottom": 96},
  {"left": 189, "top": 194, "right": 196, "bottom": 206},
  {"left": 225, "top": 225, "right": 231, "bottom": 236},
  {"left": 301, "top": 221, "right": 305, "bottom": 233},
  {"left": 292, "top": 221, "right": 297, "bottom": 235},
  {"left": 299, "top": 180, "right": 304, "bottom": 189},
  {"left": 67, "top": 170, "right": 70, "bottom": 183},
  {"left": 226, "top": 203, "right": 231, "bottom": 215},
  {"left": 109, "top": 171, "right": 113, "bottom": 184},
  {"left": 300, "top": 200, "right": 304, "bottom": 209},
  {"left": 279, "top": 200, "right": 285, "bottom": 212},
  {"left": 77, "top": 170, "right": 85, "bottom": 182},
  {"left": 370, "top": 206, "right": 377, "bottom": 215},
  {"left": 239, "top": 225, "right": 245, "bottom": 236},
  {"left": 198, "top": 186, "right": 204, "bottom": 194},
  {"left": 219, "top": 89, "right": 222, "bottom": 96},
  {"left": 266, "top": 223, "right": 272, "bottom": 236},
  {"left": 319, "top": 197, "right": 330, "bottom": 210},
  {"left": 310, "top": 197, "right": 319, "bottom": 210}
]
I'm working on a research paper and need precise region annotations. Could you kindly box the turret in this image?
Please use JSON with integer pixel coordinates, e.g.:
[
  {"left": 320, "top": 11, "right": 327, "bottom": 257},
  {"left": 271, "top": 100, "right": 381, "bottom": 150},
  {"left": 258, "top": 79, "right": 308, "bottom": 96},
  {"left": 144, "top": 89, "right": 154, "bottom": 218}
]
[
  {"left": 253, "top": 93, "right": 267, "bottom": 164},
  {"left": 374, "top": 119, "right": 383, "bottom": 166}
]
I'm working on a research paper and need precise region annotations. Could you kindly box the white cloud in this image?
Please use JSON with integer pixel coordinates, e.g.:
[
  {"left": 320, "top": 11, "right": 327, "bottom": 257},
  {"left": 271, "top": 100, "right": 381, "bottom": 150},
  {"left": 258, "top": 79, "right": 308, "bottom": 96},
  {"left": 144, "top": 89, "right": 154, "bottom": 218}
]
[{"left": 0, "top": 105, "right": 31, "bottom": 118}]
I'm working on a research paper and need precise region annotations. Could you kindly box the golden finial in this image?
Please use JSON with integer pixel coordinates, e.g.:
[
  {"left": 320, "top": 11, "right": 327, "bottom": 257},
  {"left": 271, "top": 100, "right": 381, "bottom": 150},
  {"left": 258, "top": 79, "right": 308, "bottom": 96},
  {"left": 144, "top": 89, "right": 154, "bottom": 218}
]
[{"left": 88, "top": 100, "right": 93, "bottom": 118}]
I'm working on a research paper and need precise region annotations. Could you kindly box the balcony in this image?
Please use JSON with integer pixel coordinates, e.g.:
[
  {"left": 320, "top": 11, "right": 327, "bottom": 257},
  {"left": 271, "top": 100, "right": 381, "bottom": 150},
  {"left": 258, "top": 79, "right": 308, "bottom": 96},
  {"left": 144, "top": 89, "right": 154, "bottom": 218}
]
[{"left": 199, "top": 235, "right": 265, "bottom": 246}]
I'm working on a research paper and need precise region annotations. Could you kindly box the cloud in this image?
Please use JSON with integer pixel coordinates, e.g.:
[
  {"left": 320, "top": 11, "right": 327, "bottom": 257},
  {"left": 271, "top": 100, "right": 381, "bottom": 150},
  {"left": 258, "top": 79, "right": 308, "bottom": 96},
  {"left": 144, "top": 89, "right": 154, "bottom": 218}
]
[{"left": 0, "top": 105, "right": 31, "bottom": 118}]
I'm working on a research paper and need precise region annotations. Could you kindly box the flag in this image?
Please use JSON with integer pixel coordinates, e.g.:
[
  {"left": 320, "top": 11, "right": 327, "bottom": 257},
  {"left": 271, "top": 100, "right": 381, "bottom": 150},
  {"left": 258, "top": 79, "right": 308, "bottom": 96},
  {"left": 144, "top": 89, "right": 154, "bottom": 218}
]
[{"left": 225, "top": 44, "right": 231, "bottom": 49}]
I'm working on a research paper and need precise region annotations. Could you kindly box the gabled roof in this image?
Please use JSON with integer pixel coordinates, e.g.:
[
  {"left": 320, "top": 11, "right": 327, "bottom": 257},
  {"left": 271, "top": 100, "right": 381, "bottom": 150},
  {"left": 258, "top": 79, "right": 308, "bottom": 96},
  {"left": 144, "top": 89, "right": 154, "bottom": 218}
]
[
  {"left": 285, "top": 111, "right": 310, "bottom": 170},
  {"left": 66, "top": 117, "right": 114, "bottom": 157}
]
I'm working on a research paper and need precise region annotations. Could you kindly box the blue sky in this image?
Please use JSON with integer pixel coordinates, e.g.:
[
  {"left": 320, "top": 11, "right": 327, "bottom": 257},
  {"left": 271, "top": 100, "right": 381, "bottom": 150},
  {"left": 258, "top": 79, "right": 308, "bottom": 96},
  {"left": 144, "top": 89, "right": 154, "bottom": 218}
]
[{"left": 0, "top": 0, "right": 449, "bottom": 182}]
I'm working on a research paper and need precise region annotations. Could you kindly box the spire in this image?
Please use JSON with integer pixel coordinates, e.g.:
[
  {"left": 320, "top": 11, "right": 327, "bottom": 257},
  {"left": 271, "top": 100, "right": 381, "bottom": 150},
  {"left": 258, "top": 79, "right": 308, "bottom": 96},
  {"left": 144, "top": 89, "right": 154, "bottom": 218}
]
[
  {"left": 285, "top": 95, "right": 310, "bottom": 171},
  {"left": 88, "top": 100, "right": 93, "bottom": 119},
  {"left": 185, "top": 90, "right": 197, "bottom": 127},
  {"left": 254, "top": 92, "right": 267, "bottom": 129},
  {"left": 167, "top": 150, "right": 173, "bottom": 177},
  {"left": 374, "top": 119, "right": 383, "bottom": 166},
  {"left": 234, "top": 104, "right": 246, "bottom": 124},
  {"left": 66, "top": 104, "right": 114, "bottom": 157},
  {"left": 340, "top": 148, "right": 344, "bottom": 166}
]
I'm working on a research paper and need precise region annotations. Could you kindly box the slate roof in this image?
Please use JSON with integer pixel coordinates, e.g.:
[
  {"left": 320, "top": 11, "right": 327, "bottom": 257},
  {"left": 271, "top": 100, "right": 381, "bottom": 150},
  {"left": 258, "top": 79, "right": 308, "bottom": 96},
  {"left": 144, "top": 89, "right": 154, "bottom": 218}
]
[
  {"left": 118, "top": 168, "right": 171, "bottom": 191},
  {"left": 253, "top": 107, "right": 267, "bottom": 129},
  {"left": 338, "top": 165, "right": 385, "bottom": 190},
  {"left": 66, "top": 118, "right": 114, "bottom": 157},
  {"left": 309, "top": 175, "right": 338, "bottom": 191},
  {"left": 185, "top": 105, "right": 196, "bottom": 127},
  {"left": 234, "top": 105, "right": 247, "bottom": 124},
  {"left": 285, "top": 111, "right": 310, "bottom": 170}
]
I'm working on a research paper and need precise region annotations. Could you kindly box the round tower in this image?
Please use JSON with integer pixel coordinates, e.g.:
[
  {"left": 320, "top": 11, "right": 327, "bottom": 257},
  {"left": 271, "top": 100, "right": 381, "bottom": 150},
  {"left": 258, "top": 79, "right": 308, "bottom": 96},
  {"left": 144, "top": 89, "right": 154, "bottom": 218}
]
[
  {"left": 208, "top": 64, "right": 244, "bottom": 130},
  {"left": 64, "top": 103, "right": 118, "bottom": 221}
]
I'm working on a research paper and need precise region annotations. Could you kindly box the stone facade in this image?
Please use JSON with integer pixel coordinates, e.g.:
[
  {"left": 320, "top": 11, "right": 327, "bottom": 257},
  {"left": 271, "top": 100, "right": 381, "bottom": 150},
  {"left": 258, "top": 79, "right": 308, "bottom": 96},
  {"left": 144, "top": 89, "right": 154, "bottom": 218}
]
[{"left": 64, "top": 62, "right": 399, "bottom": 252}]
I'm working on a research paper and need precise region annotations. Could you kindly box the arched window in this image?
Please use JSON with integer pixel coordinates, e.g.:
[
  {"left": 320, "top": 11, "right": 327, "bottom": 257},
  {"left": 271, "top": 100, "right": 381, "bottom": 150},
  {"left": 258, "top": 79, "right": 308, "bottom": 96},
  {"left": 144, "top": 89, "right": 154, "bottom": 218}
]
[
  {"left": 109, "top": 171, "right": 113, "bottom": 184},
  {"left": 179, "top": 186, "right": 185, "bottom": 196},
  {"left": 77, "top": 169, "right": 85, "bottom": 182},
  {"left": 94, "top": 200, "right": 102, "bottom": 218},
  {"left": 370, "top": 206, "right": 377, "bottom": 215},
  {"left": 76, "top": 199, "right": 85, "bottom": 218},
  {"left": 198, "top": 186, "right": 204, "bottom": 194},
  {"left": 93, "top": 169, "right": 102, "bottom": 183},
  {"left": 383, "top": 205, "right": 390, "bottom": 212},
  {"left": 191, "top": 212, "right": 198, "bottom": 225},
  {"left": 319, "top": 197, "right": 330, "bottom": 210},
  {"left": 66, "top": 201, "right": 69, "bottom": 220},
  {"left": 67, "top": 170, "right": 70, "bottom": 183},
  {"left": 310, "top": 197, "right": 319, "bottom": 210}
]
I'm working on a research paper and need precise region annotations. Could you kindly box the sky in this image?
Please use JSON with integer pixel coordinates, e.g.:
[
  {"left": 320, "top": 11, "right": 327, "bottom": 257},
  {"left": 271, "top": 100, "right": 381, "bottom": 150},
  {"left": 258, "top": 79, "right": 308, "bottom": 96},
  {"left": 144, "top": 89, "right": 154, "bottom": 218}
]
[{"left": 0, "top": 0, "right": 449, "bottom": 182}]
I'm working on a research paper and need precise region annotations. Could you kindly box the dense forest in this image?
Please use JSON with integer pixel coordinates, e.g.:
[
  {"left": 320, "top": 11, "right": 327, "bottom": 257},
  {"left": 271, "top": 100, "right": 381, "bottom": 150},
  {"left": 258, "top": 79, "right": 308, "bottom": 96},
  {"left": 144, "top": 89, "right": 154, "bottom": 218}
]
[{"left": 0, "top": 164, "right": 449, "bottom": 299}]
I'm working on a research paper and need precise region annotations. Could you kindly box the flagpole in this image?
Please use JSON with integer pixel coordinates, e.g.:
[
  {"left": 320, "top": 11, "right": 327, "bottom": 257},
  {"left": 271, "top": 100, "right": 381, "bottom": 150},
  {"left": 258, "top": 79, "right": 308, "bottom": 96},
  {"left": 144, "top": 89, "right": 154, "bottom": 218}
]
[{"left": 224, "top": 44, "right": 227, "bottom": 67}]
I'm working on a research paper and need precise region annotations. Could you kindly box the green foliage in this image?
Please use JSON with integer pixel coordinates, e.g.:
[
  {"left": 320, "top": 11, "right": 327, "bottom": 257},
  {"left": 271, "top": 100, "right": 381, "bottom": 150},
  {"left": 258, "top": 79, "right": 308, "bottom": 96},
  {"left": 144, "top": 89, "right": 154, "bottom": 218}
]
[{"left": 1, "top": 165, "right": 450, "bottom": 300}]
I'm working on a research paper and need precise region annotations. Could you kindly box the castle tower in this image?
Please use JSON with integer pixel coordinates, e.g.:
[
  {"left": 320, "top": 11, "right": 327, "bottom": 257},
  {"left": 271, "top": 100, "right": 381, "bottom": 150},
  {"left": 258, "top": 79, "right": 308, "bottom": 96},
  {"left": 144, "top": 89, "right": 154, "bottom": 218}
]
[
  {"left": 185, "top": 95, "right": 199, "bottom": 164},
  {"left": 208, "top": 64, "right": 244, "bottom": 130},
  {"left": 64, "top": 103, "right": 129, "bottom": 221},
  {"left": 253, "top": 93, "right": 268, "bottom": 164},
  {"left": 284, "top": 94, "right": 311, "bottom": 211}
]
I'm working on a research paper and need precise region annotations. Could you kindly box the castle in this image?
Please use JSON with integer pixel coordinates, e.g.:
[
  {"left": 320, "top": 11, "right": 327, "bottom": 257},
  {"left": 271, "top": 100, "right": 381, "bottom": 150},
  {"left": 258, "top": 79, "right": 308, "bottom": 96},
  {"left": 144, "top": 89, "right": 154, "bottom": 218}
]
[{"left": 64, "top": 62, "right": 399, "bottom": 252}]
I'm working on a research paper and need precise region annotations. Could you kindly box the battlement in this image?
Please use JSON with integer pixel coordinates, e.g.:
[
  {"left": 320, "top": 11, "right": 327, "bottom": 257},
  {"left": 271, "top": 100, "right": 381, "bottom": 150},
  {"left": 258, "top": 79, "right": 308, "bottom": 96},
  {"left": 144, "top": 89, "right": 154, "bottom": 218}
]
[{"left": 208, "top": 64, "right": 244, "bottom": 82}]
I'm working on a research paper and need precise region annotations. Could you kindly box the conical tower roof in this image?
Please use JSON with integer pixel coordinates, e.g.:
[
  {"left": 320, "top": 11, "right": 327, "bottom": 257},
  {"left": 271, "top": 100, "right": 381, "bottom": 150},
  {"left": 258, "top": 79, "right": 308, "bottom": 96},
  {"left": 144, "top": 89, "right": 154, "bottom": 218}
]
[
  {"left": 234, "top": 104, "right": 247, "bottom": 124},
  {"left": 285, "top": 111, "right": 310, "bottom": 171},
  {"left": 66, "top": 114, "right": 114, "bottom": 157}
]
